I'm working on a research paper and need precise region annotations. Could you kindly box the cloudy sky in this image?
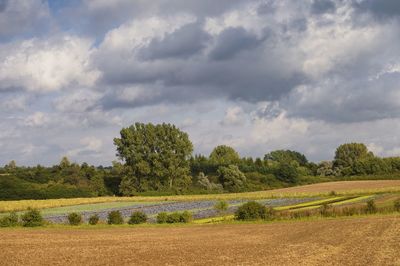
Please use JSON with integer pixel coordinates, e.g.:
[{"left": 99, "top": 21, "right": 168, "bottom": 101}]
[{"left": 1, "top": 0, "right": 400, "bottom": 166}]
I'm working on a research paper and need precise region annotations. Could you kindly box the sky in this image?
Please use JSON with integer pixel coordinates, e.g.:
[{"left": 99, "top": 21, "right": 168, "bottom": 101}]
[{"left": 1, "top": 0, "right": 400, "bottom": 166}]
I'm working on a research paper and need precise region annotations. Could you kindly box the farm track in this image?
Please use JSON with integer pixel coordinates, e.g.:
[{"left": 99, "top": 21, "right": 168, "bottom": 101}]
[{"left": 0, "top": 216, "right": 399, "bottom": 265}]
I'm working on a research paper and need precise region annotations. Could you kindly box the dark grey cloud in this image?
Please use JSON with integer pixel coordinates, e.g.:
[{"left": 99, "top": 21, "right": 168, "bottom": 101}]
[
  {"left": 0, "top": 0, "right": 8, "bottom": 12},
  {"left": 139, "top": 22, "right": 211, "bottom": 60},
  {"left": 311, "top": 0, "right": 336, "bottom": 14},
  {"left": 353, "top": 0, "right": 400, "bottom": 18},
  {"left": 209, "top": 27, "right": 264, "bottom": 61}
]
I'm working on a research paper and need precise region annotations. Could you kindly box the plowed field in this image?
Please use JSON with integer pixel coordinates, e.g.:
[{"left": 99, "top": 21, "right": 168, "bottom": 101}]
[{"left": 1, "top": 216, "right": 399, "bottom": 265}]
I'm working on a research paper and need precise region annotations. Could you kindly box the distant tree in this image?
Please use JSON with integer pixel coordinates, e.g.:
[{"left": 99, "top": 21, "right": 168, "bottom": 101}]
[
  {"left": 333, "top": 143, "right": 373, "bottom": 169},
  {"left": 264, "top": 150, "right": 308, "bottom": 166},
  {"left": 197, "top": 172, "right": 222, "bottom": 191},
  {"left": 59, "top": 157, "right": 71, "bottom": 169},
  {"left": 209, "top": 145, "right": 240, "bottom": 166},
  {"left": 218, "top": 165, "right": 247, "bottom": 192},
  {"left": 274, "top": 162, "right": 299, "bottom": 183},
  {"left": 114, "top": 123, "right": 193, "bottom": 192},
  {"left": 6, "top": 160, "right": 17, "bottom": 170}
]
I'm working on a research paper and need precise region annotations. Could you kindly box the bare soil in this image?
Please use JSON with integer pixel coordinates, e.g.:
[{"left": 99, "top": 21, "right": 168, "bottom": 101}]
[
  {"left": 268, "top": 180, "right": 400, "bottom": 194},
  {"left": 0, "top": 216, "right": 399, "bottom": 265}
]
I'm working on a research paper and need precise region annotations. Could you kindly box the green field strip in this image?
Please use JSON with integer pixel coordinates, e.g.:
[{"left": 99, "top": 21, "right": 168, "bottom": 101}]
[{"left": 274, "top": 197, "right": 349, "bottom": 211}]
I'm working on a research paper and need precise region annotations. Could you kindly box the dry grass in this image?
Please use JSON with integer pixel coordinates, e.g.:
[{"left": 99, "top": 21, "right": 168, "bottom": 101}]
[
  {"left": 0, "top": 216, "right": 399, "bottom": 265},
  {"left": 1, "top": 180, "right": 400, "bottom": 213}
]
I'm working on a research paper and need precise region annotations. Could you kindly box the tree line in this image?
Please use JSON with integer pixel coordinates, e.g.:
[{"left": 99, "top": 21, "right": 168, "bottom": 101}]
[{"left": 1, "top": 123, "right": 400, "bottom": 200}]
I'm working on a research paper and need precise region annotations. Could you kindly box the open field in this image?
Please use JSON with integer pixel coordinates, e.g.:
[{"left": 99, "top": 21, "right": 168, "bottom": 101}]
[
  {"left": 0, "top": 215, "right": 399, "bottom": 265},
  {"left": 2, "top": 180, "right": 400, "bottom": 213}
]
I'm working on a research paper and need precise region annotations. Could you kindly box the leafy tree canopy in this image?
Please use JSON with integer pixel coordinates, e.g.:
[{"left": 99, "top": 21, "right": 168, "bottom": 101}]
[
  {"left": 114, "top": 123, "right": 193, "bottom": 193},
  {"left": 209, "top": 145, "right": 240, "bottom": 166},
  {"left": 334, "top": 143, "right": 373, "bottom": 168},
  {"left": 264, "top": 150, "right": 308, "bottom": 166}
]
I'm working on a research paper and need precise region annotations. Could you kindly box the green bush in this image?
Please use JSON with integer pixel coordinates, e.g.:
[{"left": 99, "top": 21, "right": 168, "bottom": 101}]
[
  {"left": 21, "top": 208, "right": 44, "bottom": 227},
  {"left": 128, "top": 211, "right": 147, "bottom": 224},
  {"left": 214, "top": 200, "right": 228, "bottom": 215},
  {"left": 0, "top": 212, "right": 19, "bottom": 227},
  {"left": 89, "top": 214, "right": 100, "bottom": 225},
  {"left": 365, "top": 199, "right": 377, "bottom": 214},
  {"left": 107, "top": 211, "right": 124, "bottom": 225},
  {"left": 156, "top": 212, "right": 168, "bottom": 224},
  {"left": 166, "top": 212, "right": 182, "bottom": 223},
  {"left": 67, "top": 212, "right": 82, "bottom": 226},
  {"left": 394, "top": 199, "right": 400, "bottom": 212},
  {"left": 157, "top": 211, "right": 192, "bottom": 224},
  {"left": 234, "top": 201, "right": 268, "bottom": 221},
  {"left": 180, "top": 211, "right": 192, "bottom": 223}
]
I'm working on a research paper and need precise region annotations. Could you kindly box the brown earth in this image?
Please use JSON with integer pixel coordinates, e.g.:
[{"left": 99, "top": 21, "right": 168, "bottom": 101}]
[
  {"left": 268, "top": 180, "right": 400, "bottom": 195},
  {"left": 0, "top": 216, "right": 399, "bottom": 266}
]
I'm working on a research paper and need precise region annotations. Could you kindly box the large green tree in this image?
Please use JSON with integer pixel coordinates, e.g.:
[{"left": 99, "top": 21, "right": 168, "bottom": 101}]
[
  {"left": 333, "top": 143, "right": 373, "bottom": 169},
  {"left": 209, "top": 145, "right": 240, "bottom": 166},
  {"left": 217, "top": 165, "right": 247, "bottom": 192},
  {"left": 114, "top": 123, "right": 193, "bottom": 193}
]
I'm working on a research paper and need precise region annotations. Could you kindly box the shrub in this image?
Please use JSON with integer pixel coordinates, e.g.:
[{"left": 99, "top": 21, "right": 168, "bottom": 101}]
[
  {"left": 180, "top": 211, "right": 192, "bottom": 223},
  {"left": 394, "top": 199, "right": 400, "bottom": 212},
  {"left": 21, "top": 208, "right": 44, "bottom": 227},
  {"left": 156, "top": 212, "right": 168, "bottom": 224},
  {"left": 128, "top": 211, "right": 147, "bottom": 224},
  {"left": 319, "top": 203, "right": 332, "bottom": 217},
  {"left": 235, "top": 201, "right": 267, "bottom": 221},
  {"left": 67, "top": 212, "right": 82, "bottom": 226},
  {"left": 0, "top": 212, "right": 19, "bottom": 227},
  {"left": 88, "top": 214, "right": 100, "bottom": 225},
  {"left": 365, "top": 199, "right": 377, "bottom": 214},
  {"left": 166, "top": 212, "right": 182, "bottom": 223},
  {"left": 214, "top": 200, "right": 228, "bottom": 215},
  {"left": 329, "top": 191, "right": 337, "bottom": 196},
  {"left": 107, "top": 211, "right": 124, "bottom": 224},
  {"left": 157, "top": 211, "right": 192, "bottom": 224}
]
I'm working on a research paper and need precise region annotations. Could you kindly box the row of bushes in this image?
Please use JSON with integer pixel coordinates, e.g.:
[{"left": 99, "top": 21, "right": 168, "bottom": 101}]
[
  {"left": 0, "top": 209, "right": 194, "bottom": 227},
  {"left": 0, "top": 208, "right": 44, "bottom": 227},
  {"left": 234, "top": 199, "right": 400, "bottom": 221}
]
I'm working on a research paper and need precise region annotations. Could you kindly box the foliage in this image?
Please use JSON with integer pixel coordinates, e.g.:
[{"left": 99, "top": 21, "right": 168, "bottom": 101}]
[
  {"left": 128, "top": 211, "right": 147, "bottom": 224},
  {"left": 107, "top": 211, "right": 124, "bottom": 224},
  {"left": 89, "top": 214, "right": 100, "bottom": 225},
  {"left": 197, "top": 172, "right": 223, "bottom": 191},
  {"left": 235, "top": 201, "right": 268, "bottom": 221},
  {"left": 264, "top": 150, "right": 308, "bottom": 166},
  {"left": 394, "top": 199, "right": 400, "bottom": 212},
  {"left": 0, "top": 212, "right": 19, "bottom": 227},
  {"left": 156, "top": 211, "right": 192, "bottom": 224},
  {"left": 21, "top": 208, "right": 44, "bottom": 227},
  {"left": 274, "top": 163, "right": 299, "bottom": 183},
  {"left": 67, "top": 212, "right": 82, "bottom": 225},
  {"left": 114, "top": 123, "right": 193, "bottom": 193},
  {"left": 214, "top": 200, "right": 229, "bottom": 215},
  {"left": 218, "top": 165, "right": 247, "bottom": 192},
  {"left": 209, "top": 145, "right": 240, "bottom": 166},
  {"left": 365, "top": 199, "right": 377, "bottom": 214},
  {"left": 334, "top": 143, "right": 373, "bottom": 169},
  {"left": 156, "top": 212, "right": 169, "bottom": 224}
]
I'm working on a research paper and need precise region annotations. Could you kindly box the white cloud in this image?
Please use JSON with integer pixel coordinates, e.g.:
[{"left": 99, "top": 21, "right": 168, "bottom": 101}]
[
  {"left": 24, "top": 112, "right": 50, "bottom": 127},
  {"left": 0, "top": 36, "right": 100, "bottom": 92}
]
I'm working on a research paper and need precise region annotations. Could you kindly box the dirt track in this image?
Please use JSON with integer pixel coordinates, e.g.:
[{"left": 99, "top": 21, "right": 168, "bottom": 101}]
[{"left": 0, "top": 216, "right": 399, "bottom": 266}]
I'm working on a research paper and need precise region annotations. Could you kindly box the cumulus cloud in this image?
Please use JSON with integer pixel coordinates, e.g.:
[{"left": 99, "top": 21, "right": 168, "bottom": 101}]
[
  {"left": 0, "top": 36, "right": 99, "bottom": 92},
  {"left": 2, "top": 0, "right": 400, "bottom": 165}
]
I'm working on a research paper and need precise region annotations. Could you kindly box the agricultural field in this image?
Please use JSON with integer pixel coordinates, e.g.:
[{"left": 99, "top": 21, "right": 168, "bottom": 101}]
[
  {"left": 1, "top": 180, "right": 400, "bottom": 224},
  {"left": 0, "top": 216, "right": 399, "bottom": 265}
]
